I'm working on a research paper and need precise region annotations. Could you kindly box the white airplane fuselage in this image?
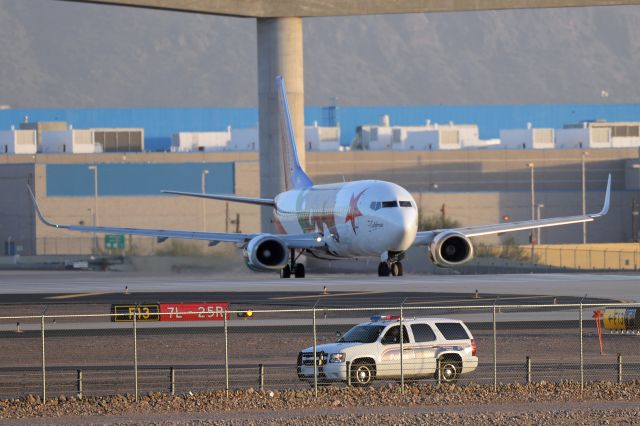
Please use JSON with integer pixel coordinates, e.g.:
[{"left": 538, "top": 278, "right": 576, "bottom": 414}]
[{"left": 273, "top": 180, "right": 418, "bottom": 258}]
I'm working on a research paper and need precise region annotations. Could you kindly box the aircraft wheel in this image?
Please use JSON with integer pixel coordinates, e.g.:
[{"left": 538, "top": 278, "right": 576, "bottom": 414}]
[
  {"left": 390, "top": 262, "right": 400, "bottom": 276},
  {"left": 294, "top": 263, "right": 306, "bottom": 278},
  {"left": 378, "top": 262, "right": 390, "bottom": 277},
  {"left": 280, "top": 265, "right": 291, "bottom": 278},
  {"left": 396, "top": 262, "right": 404, "bottom": 276}
]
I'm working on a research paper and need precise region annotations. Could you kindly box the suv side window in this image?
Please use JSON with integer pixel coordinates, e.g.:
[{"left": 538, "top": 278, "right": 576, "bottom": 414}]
[
  {"left": 436, "top": 322, "right": 470, "bottom": 340},
  {"left": 380, "top": 325, "right": 409, "bottom": 345},
  {"left": 411, "top": 323, "right": 436, "bottom": 342}
]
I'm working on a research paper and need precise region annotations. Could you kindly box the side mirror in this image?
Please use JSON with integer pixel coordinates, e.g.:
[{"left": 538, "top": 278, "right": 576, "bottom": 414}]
[{"left": 335, "top": 331, "right": 342, "bottom": 338}]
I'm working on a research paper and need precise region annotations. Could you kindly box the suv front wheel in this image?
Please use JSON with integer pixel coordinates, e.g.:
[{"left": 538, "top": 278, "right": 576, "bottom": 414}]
[{"left": 350, "top": 360, "right": 376, "bottom": 387}]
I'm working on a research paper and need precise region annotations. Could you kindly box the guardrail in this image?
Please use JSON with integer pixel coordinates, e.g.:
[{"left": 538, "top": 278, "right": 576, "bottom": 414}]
[{"left": 0, "top": 302, "right": 639, "bottom": 402}]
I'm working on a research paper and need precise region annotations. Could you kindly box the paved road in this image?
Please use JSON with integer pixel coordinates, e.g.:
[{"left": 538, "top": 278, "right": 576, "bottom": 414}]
[{"left": 0, "top": 271, "right": 638, "bottom": 301}]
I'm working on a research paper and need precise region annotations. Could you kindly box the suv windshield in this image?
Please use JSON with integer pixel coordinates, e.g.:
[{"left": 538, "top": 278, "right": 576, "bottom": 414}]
[{"left": 338, "top": 325, "right": 386, "bottom": 343}]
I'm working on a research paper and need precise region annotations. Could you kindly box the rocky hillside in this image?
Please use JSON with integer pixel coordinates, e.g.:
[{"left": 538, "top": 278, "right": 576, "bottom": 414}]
[{"left": 1, "top": 1, "right": 639, "bottom": 107}]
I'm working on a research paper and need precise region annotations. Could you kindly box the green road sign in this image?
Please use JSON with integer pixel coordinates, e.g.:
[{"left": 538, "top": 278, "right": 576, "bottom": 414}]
[{"left": 105, "top": 234, "right": 125, "bottom": 250}]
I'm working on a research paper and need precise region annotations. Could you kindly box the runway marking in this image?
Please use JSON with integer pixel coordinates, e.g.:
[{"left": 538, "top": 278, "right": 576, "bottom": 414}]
[
  {"left": 403, "top": 295, "right": 555, "bottom": 305},
  {"left": 270, "top": 291, "right": 385, "bottom": 300},
  {"left": 46, "top": 292, "right": 112, "bottom": 300}
]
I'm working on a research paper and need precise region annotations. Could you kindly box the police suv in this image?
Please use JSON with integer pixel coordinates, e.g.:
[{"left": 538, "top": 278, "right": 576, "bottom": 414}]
[{"left": 297, "top": 315, "right": 478, "bottom": 386}]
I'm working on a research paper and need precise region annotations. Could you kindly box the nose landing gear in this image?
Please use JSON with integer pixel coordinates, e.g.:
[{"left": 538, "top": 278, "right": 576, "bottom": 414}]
[
  {"left": 377, "top": 261, "right": 403, "bottom": 277},
  {"left": 280, "top": 248, "right": 306, "bottom": 278},
  {"left": 378, "top": 252, "right": 404, "bottom": 277}
]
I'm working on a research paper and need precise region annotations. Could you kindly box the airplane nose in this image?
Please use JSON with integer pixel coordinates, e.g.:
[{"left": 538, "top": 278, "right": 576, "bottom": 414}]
[{"left": 387, "top": 208, "right": 418, "bottom": 251}]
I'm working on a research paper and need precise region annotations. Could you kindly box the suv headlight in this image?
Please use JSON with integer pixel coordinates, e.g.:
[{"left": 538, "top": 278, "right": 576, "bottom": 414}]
[{"left": 329, "top": 353, "right": 345, "bottom": 363}]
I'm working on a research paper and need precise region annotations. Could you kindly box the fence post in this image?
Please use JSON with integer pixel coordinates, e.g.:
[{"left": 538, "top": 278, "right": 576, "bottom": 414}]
[
  {"left": 258, "top": 364, "right": 264, "bottom": 392},
  {"left": 170, "top": 367, "right": 175, "bottom": 395},
  {"left": 41, "top": 315, "right": 46, "bottom": 404},
  {"left": 579, "top": 303, "right": 584, "bottom": 391},
  {"left": 224, "top": 310, "right": 229, "bottom": 397},
  {"left": 346, "top": 361, "right": 351, "bottom": 387},
  {"left": 77, "top": 369, "right": 83, "bottom": 399},
  {"left": 313, "top": 306, "right": 318, "bottom": 397},
  {"left": 617, "top": 353, "right": 623, "bottom": 384},
  {"left": 526, "top": 356, "right": 532, "bottom": 384},
  {"left": 493, "top": 304, "right": 497, "bottom": 392},
  {"left": 133, "top": 313, "right": 138, "bottom": 402},
  {"left": 436, "top": 358, "right": 441, "bottom": 386},
  {"left": 400, "top": 304, "right": 404, "bottom": 394}
]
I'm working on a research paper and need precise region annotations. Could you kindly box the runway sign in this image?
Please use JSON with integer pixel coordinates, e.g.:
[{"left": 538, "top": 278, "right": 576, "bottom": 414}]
[
  {"left": 111, "top": 304, "right": 160, "bottom": 322},
  {"left": 159, "top": 303, "right": 229, "bottom": 321},
  {"left": 111, "top": 303, "right": 229, "bottom": 322}
]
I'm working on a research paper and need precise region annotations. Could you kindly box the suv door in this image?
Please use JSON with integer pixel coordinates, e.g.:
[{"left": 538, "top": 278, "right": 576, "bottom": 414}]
[
  {"left": 378, "top": 325, "right": 417, "bottom": 377},
  {"left": 410, "top": 323, "right": 439, "bottom": 376}
]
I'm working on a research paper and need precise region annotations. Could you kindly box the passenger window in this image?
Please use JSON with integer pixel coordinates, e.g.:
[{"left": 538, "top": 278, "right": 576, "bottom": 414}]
[
  {"left": 436, "top": 323, "right": 470, "bottom": 340},
  {"left": 381, "top": 201, "right": 398, "bottom": 208},
  {"left": 380, "top": 325, "right": 410, "bottom": 345},
  {"left": 411, "top": 324, "right": 436, "bottom": 342}
]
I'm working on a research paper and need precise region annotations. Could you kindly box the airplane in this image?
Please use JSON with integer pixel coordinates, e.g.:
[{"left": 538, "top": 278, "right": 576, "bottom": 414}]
[{"left": 28, "top": 76, "right": 611, "bottom": 278}]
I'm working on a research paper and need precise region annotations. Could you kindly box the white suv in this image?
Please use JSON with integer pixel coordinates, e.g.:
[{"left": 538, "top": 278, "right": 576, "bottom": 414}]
[{"left": 297, "top": 315, "right": 478, "bottom": 387}]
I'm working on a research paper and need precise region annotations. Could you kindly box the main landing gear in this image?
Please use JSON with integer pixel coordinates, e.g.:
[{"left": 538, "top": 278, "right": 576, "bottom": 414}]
[{"left": 281, "top": 248, "right": 305, "bottom": 278}]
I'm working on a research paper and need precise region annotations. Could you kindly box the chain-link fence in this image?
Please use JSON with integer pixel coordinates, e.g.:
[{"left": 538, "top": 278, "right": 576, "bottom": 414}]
[{"left": 0, "top": 303, "right": 639, "bottom": 401}]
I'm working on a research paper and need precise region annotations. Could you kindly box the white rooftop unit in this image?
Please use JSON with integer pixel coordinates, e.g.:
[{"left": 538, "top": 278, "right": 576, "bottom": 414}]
[
  {"left": 171, "top": 129, "right": 231, "bottom": 152},
  {"left": 555, "top": 127, "right": 611, "bottom": 149},
  {"left": 352, "top": 117, "right": 478, "bottom": 151},
  {"left": 305, "top": 122, "right": 341, "bottom": 151},
  {"left": 0, "top": 130, "right": 37, "bottom": 154},
  {"left": 41, "top": 130, "right": 101, "bottom": 154},
  {"left": 500, "top": 126, "right": 555, "bottom": 150}
]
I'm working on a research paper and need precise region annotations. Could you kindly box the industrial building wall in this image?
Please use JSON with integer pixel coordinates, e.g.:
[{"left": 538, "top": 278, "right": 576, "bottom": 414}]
[{"left": 0, "top": 164, "right": 35, "bottom": 255}]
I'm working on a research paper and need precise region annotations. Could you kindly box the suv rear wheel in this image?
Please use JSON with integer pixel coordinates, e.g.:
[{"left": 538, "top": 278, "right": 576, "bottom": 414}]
[
  {"left": 351, "top": 360, "right": 376, "bottom": 387},
  {"left": 437, "top": 357, "right": 461, "bottom": 384}
]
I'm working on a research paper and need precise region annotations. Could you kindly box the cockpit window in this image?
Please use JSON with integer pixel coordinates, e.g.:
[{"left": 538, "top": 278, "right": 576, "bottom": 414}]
[{"left": 372, "top": 200, "right": 409, "bottom": 209}]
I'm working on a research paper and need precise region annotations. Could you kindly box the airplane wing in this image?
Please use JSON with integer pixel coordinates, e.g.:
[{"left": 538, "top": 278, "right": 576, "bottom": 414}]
[
  {"left": 161, "top": 190, "right": 275, "bottom": 207},
  {"left": 413, "top": 174, "right": 611, "bottom": 246},
  {"left": 27, "top": 186, "right": 323, "bottom": 249}
]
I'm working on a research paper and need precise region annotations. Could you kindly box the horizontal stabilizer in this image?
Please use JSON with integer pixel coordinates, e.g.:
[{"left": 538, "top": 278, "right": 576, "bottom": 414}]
[{"left": 161, "top": 190, "right": 275, "bottom": 207}]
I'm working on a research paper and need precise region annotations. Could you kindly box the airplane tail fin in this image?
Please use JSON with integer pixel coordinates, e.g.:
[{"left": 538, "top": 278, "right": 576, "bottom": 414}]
[{"left": 276, "top": 75, "right": 313, "bottom": 191}]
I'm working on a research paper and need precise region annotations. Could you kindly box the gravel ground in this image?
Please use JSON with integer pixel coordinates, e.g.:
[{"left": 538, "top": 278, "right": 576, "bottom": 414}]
[{"left": 1, "top": 382, "right": 640, "bottom": 425}]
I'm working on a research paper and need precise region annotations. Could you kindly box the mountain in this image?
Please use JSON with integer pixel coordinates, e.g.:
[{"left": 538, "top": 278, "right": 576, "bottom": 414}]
[{"left": 0, "top": 1, "right": 639, "bottom": 108}]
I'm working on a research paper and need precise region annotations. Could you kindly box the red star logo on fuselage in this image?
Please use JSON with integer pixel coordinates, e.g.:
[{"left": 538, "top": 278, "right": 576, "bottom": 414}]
[{"left": 345, "top": 189, "right": 367, "bottom": 234}]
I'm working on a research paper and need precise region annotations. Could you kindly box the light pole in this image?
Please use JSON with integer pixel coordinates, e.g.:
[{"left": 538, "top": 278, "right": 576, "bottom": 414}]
[
  {"left": 527, "top": 162, "right": 535, "bottom": 262},
  {"left": 201, "top": 169, "right": 209, "bottom": 232},
  {"left": 88, "top": 165, "right": 98, "bottom": 253},
  {"left": 527, "top": 163, "right": 535, "bottom": 221},
  {"left": 581, "top": 151, "right": 589, "bottom": 244},
  {"left": 536, "top": 204, "right": 544, "bottom": 244}
]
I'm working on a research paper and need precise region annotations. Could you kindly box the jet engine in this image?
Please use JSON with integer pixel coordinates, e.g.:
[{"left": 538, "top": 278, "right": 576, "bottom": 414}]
[
  {"left": 244, "top": 235, "right": 288, "bottom": 271},
  {"left": 429, "top": 231, "right": 474, "bottom": 267}
]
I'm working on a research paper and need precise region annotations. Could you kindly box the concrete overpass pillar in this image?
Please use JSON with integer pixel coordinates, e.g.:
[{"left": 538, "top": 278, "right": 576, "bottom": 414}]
[{"left": 257, "top": 17, "right": 305, "bottom": 232}]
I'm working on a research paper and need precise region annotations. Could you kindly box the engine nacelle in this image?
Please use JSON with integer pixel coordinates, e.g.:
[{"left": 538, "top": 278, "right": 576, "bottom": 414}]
[
  {"left": 244, "top": 235, "right": 288, "bottom": 271},
  {"left": 429, "top": 231, "right": 474, "bottom": 267}
]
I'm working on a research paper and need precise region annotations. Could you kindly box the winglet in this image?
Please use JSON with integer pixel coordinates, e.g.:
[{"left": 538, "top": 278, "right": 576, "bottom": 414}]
[
  {"left": 593, "top": 174, "right": 611, "bottom": 218},
  {"left": 27, "top": 185, "right": 61, "bottom": 228}
]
